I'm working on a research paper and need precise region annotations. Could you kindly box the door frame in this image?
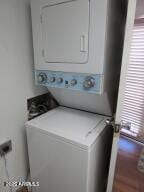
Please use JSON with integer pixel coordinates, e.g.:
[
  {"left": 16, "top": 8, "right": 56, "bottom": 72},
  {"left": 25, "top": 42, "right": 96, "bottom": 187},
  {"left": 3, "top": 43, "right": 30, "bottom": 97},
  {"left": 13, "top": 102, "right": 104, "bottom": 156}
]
[{"left": 106, "top": 0, "right": 136, "bottom": 191}]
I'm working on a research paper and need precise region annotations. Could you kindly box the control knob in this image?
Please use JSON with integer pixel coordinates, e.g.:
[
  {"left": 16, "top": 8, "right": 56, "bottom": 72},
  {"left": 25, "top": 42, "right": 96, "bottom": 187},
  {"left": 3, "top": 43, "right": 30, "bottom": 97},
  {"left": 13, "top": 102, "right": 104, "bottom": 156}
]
[
  {"left": 70, "top": 79, "right": 77, "bottom": 86},
  {"left": 50, "top": 77, "right": 55, "bottom": 83},
  {"left": 83, "top": 77, "right": 95, "bottom": 88},
  {"left": 57, "top": 77, "right": 63, "bottom": 84},
  {"left": 37, "top": 72, "right": 47, "bottom": 83}
]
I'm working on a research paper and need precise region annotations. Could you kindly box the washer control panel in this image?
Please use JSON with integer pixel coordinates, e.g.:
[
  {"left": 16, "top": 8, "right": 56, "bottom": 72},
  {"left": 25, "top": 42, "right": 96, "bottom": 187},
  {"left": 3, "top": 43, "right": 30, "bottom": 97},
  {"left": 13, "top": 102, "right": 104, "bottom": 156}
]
[{"left": 35, "top": 70, "right": 103, "bottom": 94}]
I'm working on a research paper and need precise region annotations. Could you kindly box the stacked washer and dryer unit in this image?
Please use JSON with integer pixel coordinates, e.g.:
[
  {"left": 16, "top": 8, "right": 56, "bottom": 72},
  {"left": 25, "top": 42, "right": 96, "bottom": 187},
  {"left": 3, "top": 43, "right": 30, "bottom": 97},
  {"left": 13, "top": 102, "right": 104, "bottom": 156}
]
[{"left": 26, "top": 0, "right": 126, "bottom": 191}]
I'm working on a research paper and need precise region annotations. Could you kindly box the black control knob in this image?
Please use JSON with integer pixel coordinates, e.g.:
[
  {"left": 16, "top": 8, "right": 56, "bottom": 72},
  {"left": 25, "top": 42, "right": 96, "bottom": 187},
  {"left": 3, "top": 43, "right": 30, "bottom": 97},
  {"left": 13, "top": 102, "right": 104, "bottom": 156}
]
[
  {"left": 83, "top": 77, "right": 95, "bottom": 89},
  {"left": 37, "top": 73, "right": 47, "bottom": 83}
]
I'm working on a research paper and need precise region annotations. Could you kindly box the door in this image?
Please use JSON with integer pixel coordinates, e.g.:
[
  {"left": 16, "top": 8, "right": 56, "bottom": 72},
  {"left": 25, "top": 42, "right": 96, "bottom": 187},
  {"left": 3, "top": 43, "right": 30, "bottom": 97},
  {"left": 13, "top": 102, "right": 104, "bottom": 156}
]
[
  {"left": 31, "top": 0, "right": 109, "bottom": 74},
  {"left": 106, "top": 0, "right": 137, "bottom": 191},
  {"left": 42, "top": 0, "right": 89, "bottom": 64}
]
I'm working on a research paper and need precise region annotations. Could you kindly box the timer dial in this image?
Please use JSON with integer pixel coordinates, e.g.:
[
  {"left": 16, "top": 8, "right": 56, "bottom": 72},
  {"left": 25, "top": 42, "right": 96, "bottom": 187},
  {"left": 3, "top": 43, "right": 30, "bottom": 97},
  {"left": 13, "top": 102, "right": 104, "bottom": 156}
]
[{"left": 83, "top": 76, "right": 95, "bottom": 89}]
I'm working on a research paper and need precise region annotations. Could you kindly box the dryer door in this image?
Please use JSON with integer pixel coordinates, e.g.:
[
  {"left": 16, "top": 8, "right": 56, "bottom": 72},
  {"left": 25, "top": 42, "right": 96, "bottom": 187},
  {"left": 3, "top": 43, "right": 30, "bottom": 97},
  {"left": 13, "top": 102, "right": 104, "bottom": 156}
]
[
  {"left": 42, "top": 0, "right": 89, "bottom": 64},
  {"left": 31, "top": 0, "right": 108, "bottom": 74}
]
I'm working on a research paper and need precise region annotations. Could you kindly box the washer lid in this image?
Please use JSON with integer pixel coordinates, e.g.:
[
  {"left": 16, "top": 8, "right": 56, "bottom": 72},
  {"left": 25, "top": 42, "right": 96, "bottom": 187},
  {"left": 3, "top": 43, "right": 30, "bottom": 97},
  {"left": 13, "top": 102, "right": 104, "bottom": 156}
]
[{"left": 26, "top": 107, "right": 105, "bottom": 147}]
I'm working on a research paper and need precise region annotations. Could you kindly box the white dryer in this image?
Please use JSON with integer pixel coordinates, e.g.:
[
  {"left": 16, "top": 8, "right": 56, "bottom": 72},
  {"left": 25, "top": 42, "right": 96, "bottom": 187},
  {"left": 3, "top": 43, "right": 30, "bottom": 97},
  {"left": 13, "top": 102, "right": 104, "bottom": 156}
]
[
  {"left": 26, "top": 107, "right": 112, "bottom": 192},
  {"left": 30, "top": 0, "right": 127, "bottom": 116}
]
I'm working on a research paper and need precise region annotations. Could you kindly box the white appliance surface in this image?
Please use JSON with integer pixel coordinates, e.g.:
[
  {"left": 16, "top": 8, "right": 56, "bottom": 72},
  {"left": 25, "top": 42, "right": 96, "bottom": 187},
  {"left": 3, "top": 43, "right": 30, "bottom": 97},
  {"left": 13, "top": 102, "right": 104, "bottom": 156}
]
[
  {"left": 42, "top": 0, "right": 89, "bottom": 64},
  {"left": 26, "top": 106, "right": 107, "bottom": 148},
  {"left": 30, "top": 0, "right": 126, "bottom": 116},
  {"left": 26, "top": 107, "right": 112, "bottom": 192},
  {"left": 31, "top": 0, "right": 107, "bottom": 74}
]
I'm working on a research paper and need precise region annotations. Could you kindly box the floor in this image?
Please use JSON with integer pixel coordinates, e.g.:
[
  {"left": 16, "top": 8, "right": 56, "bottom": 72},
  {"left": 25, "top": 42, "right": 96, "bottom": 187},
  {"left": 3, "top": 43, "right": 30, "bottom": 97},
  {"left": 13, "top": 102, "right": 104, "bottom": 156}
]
[
  {"left": 113, "top": 135, "right": 144, "bottom": 192},
  {"left": 16, "top": 187, "right": 29, "bottom": 192}
]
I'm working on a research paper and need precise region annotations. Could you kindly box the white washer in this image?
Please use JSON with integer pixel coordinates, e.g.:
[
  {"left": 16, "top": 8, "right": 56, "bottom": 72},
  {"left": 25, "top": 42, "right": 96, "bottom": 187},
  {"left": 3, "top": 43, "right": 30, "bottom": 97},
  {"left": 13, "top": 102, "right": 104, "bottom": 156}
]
[{"left": 26, "top": 107, "right": 112, "bottom": 192}]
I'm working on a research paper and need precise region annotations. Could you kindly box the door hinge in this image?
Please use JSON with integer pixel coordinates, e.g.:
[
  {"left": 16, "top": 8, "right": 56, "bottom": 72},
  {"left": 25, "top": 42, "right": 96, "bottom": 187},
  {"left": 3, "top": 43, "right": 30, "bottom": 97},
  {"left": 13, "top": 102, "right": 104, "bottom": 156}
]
[
  {"left": 105, "top": 119, "right": 120, "bottom": 133},
  {"left": 105, "top": 119, "right": 131, "bottom": 133}
]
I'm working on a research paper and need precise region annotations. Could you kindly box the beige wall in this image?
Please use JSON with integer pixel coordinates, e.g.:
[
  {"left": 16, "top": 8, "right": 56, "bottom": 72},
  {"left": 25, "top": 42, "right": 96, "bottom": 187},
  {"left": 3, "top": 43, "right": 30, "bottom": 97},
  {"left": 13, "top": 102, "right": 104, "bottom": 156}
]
[{"left": 0, "top": 0, "right": 46, "bottom": 191}]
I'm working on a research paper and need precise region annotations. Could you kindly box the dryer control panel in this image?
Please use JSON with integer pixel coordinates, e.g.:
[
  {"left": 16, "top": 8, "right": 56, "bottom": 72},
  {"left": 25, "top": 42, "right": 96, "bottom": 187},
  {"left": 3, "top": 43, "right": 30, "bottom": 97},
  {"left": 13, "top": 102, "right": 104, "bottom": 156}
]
[{"left": 36, "top": 70, "right": 103, "bottom": 94}]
